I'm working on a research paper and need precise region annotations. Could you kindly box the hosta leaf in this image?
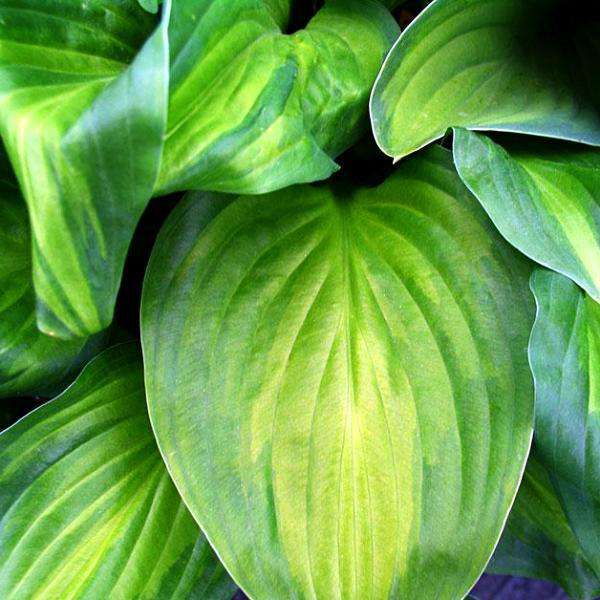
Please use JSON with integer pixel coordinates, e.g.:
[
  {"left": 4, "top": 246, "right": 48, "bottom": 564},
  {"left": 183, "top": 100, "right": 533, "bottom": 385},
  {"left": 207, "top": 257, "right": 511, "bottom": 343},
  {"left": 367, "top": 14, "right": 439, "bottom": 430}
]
[
  {"left": 0, "top": 0, "right": 168, "bottom": 339},
  {"left": 0, "top": 0, "right": 396, "bottom": 340},
  {"left": 453, "top": 129, "right": 600, "bottom": 302},
  {"left": 156, "top": 0, "right": 398, "bottom": 194},
  {"left": 0, "top": 343, "right": 235, "bottom": 600},
  {"left": 490, "top": 453, "right": 600, "bottom": 600},
  {"left": 138, "top": 0, "right": 160, "bottom": 13},
  {"left": 529, "top": 269, "right": 600, "bottom": 578},
  {"left": 0, "top": 152, "right": 101, "bottom": 399},
  {"left": 142, "top": 146, "right": 534, "bottom": 599},
  {"left": 371, "top": 0, "right": 600, "bottom": 160}
]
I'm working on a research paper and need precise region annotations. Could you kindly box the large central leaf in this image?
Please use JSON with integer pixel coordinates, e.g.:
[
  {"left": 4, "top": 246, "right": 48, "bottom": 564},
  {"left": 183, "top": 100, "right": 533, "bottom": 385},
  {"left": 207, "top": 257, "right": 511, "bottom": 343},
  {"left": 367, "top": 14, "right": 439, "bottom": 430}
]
[{"left": 142, "top": 147, "right": 534, "bottom": 599}]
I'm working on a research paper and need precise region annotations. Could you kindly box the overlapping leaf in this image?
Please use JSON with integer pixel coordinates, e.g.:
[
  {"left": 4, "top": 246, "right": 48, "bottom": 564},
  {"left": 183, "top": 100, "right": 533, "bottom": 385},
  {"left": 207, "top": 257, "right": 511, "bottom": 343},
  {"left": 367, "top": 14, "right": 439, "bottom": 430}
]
[
  {"left": 528, "top": 269, "right": 600, "bottom": 579},
  {"left": 0, "top": 0, "right": 168, "bottom": 339},
  {"left": 0, "top": 0, "right": 397, "bottom": 340},
  {"left": 0, "top": 343, "right": 235, "bottom": 599},
  {"left": 371, "top": 0, "right": 600, "bottom": 160},
  {"left": 158, "top": 0, "right": 398, "bottom": 195},
  {"left": 142, "top": 146, "right": 534, "bottom": 599},
  {"left": 453, "top": 129, "right": 600, "bottom": 302},
  {"left": 490, "top": 453, "right": 600, "bottom": 600},
  {"left": 0, "top": 151, "right": 101, "bottom": 399}
]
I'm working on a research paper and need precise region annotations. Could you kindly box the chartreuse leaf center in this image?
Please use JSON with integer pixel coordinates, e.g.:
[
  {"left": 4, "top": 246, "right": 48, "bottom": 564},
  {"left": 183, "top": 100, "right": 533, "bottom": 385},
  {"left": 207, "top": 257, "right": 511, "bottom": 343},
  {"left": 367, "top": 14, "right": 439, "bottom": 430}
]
[{"left": 142, "top": 146, "right": 535, "bottom": 600}]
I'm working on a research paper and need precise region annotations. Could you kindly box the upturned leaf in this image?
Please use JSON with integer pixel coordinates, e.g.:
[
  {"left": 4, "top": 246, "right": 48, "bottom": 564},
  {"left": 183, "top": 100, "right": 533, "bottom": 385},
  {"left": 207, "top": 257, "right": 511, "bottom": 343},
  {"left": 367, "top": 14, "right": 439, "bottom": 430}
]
[
  {"left": 142, "top": 146, "right": 534, "bottom": 599},
  {"left": 371, "top": 0, "right": 600, "bottom": 160},
  {"left": 0, "top": 343, "right": 235, "bottom": 599},
  {"left": 157, "top": 0, "right": 398, "bottom": 194}
]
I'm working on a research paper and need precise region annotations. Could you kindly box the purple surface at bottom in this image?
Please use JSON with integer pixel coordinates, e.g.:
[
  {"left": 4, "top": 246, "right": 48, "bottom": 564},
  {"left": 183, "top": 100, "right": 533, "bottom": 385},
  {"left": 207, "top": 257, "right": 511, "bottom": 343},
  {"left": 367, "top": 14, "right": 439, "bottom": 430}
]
[
  {"left": 232, "top": 575, "right": 570, "bottom": 599},
  {"left": 472, "top": 575, "right": 569, "bottom": 599}
]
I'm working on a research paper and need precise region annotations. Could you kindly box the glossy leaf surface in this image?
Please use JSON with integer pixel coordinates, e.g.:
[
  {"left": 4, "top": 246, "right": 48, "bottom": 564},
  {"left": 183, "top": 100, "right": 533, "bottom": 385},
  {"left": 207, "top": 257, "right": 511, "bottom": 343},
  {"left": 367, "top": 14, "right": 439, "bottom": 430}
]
[
  {"left": 0, "top": 153, "right": 100, "bottom": 398},
  {"left": 490, "top": 453, "right": 600, "bottom": 600},
  {"left": 142, "top": 147, "right": 534, "bottom": 599},
  {"left": 0, "top": 0, "right": 168, "bottom": 339},
  {"left": 0, "top": 344, "right": 235, "bottom": 599},
  {"left": 371, "top": 0, "right": 600, "bottom": 160},
  {"left": 453, "top": 129, "right": 600, "bottom": 302},
  {"left": 0, "top": 0, "right": 396, "bottom": 340},
  {"left": 529, "top": 270, "right": 600, "bottom": 579}
]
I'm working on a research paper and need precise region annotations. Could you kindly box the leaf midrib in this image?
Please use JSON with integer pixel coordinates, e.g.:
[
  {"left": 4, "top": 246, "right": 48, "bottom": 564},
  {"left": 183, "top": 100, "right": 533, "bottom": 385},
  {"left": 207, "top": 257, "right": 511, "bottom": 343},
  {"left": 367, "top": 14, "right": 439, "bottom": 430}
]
[{"left": 336, "top": 198, "right": 361, "bottom": 599}]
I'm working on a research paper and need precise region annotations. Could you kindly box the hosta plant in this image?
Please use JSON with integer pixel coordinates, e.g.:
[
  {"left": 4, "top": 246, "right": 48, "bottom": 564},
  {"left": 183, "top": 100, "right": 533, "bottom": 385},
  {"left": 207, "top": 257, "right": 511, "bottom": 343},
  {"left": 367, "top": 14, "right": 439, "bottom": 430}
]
[{"left": 1, "top": 0, "right": 599, "bottom": 599}]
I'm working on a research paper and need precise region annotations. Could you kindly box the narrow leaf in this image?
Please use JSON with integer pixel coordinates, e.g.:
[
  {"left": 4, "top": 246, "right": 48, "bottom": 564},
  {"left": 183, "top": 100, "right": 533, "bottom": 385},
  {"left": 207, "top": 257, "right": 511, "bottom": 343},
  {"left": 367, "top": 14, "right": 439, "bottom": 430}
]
[
  {"left": 0, "top": 344, "right": 235, "bottom": 599},
  {"left": 0, "top": 153, "right": 101, "bottom": 398},
  {"left": 0, "top": 1, "right": 168, "bottom": 339},
  {"left": 529, "top": 269, "right": 600, "bottom": 580},
  {"left": 142, "top": 146, "right": 534, "bottom": 599},
  {"left": 371, "top": 0, "right": 600, "bottom": 160},
  {"left": 453, "top": 129, "right": 600, "bottom": 302}
]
